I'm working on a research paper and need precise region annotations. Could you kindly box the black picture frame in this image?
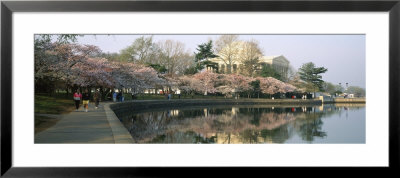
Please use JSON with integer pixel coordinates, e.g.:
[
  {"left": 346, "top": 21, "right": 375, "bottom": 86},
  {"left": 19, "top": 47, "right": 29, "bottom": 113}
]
[{"left": 1, "top": 0, "right": 399, "bottom": 177}]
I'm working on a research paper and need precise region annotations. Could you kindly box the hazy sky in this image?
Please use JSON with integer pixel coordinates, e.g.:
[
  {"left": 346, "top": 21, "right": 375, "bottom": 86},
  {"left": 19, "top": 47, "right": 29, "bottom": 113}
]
[{"left": 77, "top": 34, "right": 365, "bottom": 88}]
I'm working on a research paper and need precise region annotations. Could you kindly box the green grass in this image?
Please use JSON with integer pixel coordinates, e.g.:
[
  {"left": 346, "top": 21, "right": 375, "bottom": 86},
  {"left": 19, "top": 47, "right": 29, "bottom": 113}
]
[
  {"left": 35, "top": 94, "right": 75, "bottom": 134},
  {"left": 35, "top": 94, "right": 75, "bottom": 114},
  {"left": 35, "top": 115, "right": 60, "bottom": 134}
]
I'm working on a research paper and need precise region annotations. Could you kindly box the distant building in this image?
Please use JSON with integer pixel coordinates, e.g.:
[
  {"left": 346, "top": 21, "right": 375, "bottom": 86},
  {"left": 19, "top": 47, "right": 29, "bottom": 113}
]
[
  {"left": 208, "top": 55, "right": 290, "bottom": 79},
  {"left": 258, "top": 55, "right": 290, "bottom": 80}
]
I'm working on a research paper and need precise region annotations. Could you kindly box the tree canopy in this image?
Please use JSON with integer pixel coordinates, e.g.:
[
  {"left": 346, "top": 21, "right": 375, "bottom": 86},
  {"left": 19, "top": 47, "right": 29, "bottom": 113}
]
[
  {"left": 194, "top": 40, "right": 218, "bottom": 72},
  {"left": 238, "top": 40, "right": 263, "bottom": 77},
  {"left": 298, "top": 62, "right": 328, "bottom": 93},
  {"left": 34, "top": 34, "right": 300, "bottom": 99},
  {"left": 34, "top": 35, "right": 165, "bottom": 94},
  {"left": 346, "top": 86, "right": 366, "bottom": 97},
  {"left": 258, "top": 64, "right": 282, "bottom": 81},
  {"left": 195, "top": 40, "right": 218, "bottom": 62},
  {"left": 118, "top": 36, "right": 158, "bottom": 63}
]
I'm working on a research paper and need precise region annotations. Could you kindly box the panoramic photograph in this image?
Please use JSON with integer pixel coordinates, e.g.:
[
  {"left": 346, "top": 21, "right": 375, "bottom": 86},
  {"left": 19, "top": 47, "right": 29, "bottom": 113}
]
[{"left": 34, "top": 34, "right": 366, "bottom": 144}]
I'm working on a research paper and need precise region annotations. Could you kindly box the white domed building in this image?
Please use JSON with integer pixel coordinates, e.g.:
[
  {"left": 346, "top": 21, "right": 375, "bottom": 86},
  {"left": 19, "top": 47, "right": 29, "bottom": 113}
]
[{"left": 206, "top": 41, "right": 290, "bottom": 80}]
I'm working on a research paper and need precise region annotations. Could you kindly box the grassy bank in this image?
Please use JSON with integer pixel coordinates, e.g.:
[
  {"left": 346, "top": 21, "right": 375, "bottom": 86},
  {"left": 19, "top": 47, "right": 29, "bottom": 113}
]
[
  {"left": 35, "top": 94, "right": 75, "bottom": 114},
  {"left": 35, "top": 94, "right": 75, "bottom": 134},
  {"left": 35, "top": 115, "right": 60, "bottom": 134}
]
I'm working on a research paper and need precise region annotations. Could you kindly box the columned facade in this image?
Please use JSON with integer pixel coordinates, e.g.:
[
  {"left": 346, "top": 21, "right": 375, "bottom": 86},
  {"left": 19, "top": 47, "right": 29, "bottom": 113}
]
[{"left": 208, "top": 55, "right": 290, "bottom": 79}]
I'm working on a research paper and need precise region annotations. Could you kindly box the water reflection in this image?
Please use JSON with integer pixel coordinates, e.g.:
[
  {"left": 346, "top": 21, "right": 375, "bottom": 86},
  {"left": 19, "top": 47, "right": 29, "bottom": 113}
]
[{"left": 119, "top": 104, "right": 365, "bottom": 144}]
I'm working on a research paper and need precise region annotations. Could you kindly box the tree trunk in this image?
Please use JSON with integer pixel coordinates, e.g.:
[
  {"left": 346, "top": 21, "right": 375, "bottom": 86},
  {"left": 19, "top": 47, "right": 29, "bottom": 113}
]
[
  {"left": 100, "top": 87, "right": 105, "bottom": 101},
  {"left": 314, "top": 86, "right": 316, "bottom": 99},
  {"left": 65, "top": 86, "right": 69, "bottom": 97}
]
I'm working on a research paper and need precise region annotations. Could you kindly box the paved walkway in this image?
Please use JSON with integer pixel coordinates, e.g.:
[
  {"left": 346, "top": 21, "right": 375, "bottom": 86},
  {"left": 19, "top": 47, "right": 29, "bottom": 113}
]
[{"left": 35, "top": 102, "right": 133, "bottom": 144}]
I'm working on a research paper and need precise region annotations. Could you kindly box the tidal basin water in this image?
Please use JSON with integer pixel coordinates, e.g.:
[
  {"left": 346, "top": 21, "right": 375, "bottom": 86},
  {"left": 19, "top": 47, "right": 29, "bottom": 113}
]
[{"left": 119, "top": 104, "right": 365, "bottom": 144}]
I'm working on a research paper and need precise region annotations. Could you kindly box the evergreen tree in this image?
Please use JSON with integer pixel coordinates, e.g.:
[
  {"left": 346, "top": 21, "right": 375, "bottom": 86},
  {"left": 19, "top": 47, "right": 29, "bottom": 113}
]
[
  {"left": 298, "top": 62, "right": 328, "bottom": 97},
  {"left": 258, "top": 64, "right": 282, "bottom": 80},
  {"left": 146, "top": 63, "right": 167, "bottom": 74},
  {"left": 194, "top": 40, "right": 218, "bottom": 72},
  {"left": 249, "top": 80, "right": 261, "bottom": 98}
]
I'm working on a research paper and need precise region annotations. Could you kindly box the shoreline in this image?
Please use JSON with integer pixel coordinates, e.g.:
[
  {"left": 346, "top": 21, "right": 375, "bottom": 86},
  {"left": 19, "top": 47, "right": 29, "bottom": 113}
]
[{"left": 109, "top": 98, "right": 366, "bottom": 117}]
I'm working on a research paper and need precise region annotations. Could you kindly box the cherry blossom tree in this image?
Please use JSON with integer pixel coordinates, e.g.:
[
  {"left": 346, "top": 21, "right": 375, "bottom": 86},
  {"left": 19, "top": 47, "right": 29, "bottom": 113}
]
[
  {"left": 282, "top": 82, "right": 297, "bottom": 93},
  {"left": 176, "top": 75, "right": 202, "bottom": 95},
  {"left": 35, "top": 41, "right": 167, "bottom": 95},
  {"left": 37, "top": 43, "right": 102, "bottom": 82},
  {"left": 216, "top": 74, "right": 254, "bottom": 98},
  {"left": 256, "top": 77, "right": 296, "bottom": 95},
  {"left": 69, "top": 57, "right": 114, "bottom": 88},
  {"left": 177, "top": 72, "right": 296, "bottom": 98},
  {"left": 35, "top": 42, "right": 103, "bottom": 93},
  {"left": 192, "top": 71, "right": 219, "bottom": 95},
  {"left": 35, "top": 37, "right": 296, "bottom": 99},
  {"left": 226, "top": 74, "right": 253, "bottom": 93},
  {"left": 256, "top": 77, "right": 279, "bottom": 95},
  {"left": 111, "top": 62, "right": 165, "bottom": 93}
]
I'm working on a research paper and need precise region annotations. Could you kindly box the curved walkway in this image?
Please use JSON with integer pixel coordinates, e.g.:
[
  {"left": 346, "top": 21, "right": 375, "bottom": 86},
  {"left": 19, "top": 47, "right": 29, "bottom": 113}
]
[{"left": 35, "top": 102, "right": 133, "bottom": 144}]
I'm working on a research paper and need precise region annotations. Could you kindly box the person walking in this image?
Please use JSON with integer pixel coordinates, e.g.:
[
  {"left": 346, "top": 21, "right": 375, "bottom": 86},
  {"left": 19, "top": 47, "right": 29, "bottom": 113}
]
[
  {"left": 117, "top": 92, "right": 122, "bottom": 102},
  {"left": 93, "top": 89, "right": 101, "bottom": 109},
  {"left": 82, "top": 89, "right": 91, "bottom": 112},
  {"left": 73, "top": 90, "right": 82, "bottom": 111},
  {"left": 113, "top": 91, "right": 117, "bottom": 102}
]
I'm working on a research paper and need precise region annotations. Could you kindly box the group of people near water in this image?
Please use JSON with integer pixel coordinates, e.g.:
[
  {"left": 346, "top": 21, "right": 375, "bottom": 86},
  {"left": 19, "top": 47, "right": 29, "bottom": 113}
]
[
  {"left": 73, "top": 89, "right": 101, "bottom": 112},
  {"left": 73, "top": 89, "right": 127, "bottom": 112},
  {"left": 113, "top": 91, "right": 124, "bottom": 102}
]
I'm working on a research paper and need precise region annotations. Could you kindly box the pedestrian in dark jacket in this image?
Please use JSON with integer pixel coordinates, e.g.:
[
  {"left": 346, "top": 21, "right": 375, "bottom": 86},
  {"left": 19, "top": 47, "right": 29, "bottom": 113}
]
[{"left": 93, "top": 89, "right": 101, "bottom": 109}]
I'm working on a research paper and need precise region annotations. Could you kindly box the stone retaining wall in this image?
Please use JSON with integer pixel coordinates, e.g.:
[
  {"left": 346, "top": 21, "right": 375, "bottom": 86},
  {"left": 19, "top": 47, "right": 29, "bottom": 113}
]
[
  {"left": 103, "top": 103, "right": 134, "bottom": 143},
  {"left": 109, "top": 99, "right": 322, "bottom": 117},
  {"left": 332, "top": 98, "right": 366, "bottom": 103}
]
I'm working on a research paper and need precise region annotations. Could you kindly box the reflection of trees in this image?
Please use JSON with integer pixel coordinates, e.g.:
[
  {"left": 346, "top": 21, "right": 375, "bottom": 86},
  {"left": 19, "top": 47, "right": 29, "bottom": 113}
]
[
  {"left": 148, "top": 131, "right": 217, "bottom": 143},
  {"left": 296, "top": 113, "right": 327, "bottom": 142},
  {"left": 241, "top": 129, "right": 260, "bottom": 144},
  {"left": 180, "top": 110, "right": 299, "bottom": 144},
  {"left": 118, "top": 104, "right": 361, "bottom": 143},
  {"left": 121, "top": 107, "right": 299, "bottom": 143},
  {"left": 289, "top": 104, "right": 359, "bottom": 142},
  {"left": 260, "top": 127, "right": 291, "bottom": 143},
  {"left": 123, "top": 111, "right": 170, "bottom": 143}
]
